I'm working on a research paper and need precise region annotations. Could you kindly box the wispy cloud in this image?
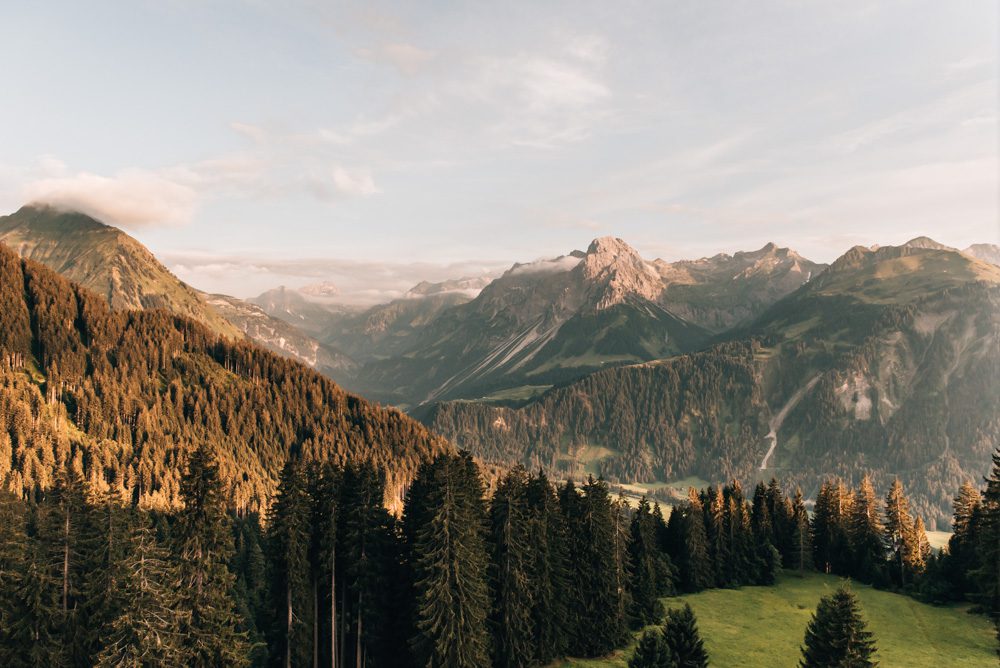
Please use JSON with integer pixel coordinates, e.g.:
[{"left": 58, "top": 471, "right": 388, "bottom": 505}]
[{"left": 24, "top": 168, "right": 198, "bottom": 228}]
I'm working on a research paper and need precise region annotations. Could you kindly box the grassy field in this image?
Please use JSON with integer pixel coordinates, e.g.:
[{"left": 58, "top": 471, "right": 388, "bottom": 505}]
[{"left": 553, "top": 571, "right": 996, "bottom": 667}]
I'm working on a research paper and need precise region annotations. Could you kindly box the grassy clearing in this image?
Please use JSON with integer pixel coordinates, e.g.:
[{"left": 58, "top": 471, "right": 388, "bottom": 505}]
[
  {"left": 553, "top": 571, "right": 995, "bottom": 668},
  {"left": 478, "top": 384, "right": 552, "bottom": 402}
]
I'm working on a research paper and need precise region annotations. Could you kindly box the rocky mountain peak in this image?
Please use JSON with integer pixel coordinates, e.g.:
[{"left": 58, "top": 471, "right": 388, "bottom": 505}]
[{"left": 580, "top": 236, "right": 663, "bottom": 308}]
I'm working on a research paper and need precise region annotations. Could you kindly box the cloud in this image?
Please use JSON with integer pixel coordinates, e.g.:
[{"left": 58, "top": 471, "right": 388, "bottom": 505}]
[
  {"left": 331, "top": 165, "right": 378, "bottom": 196},
  {"left": 23, "top": 169, "right": 198, "bottom": 228},
  {"left": 507, "top": 255, "right": 582, "bottom": 276},
  {"left": 357, "top": 42, "right": 435, "bottom": 75}
]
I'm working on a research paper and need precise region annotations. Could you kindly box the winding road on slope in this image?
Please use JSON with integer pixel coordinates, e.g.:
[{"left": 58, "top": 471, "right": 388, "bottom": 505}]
[{"left": 759, "top": 374, "right": 822, "bottom": 470}]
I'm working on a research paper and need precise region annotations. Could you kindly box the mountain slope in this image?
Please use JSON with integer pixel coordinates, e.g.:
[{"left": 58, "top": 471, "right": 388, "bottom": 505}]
[
  {"left": 965, "top": 242, "right": 1000, "bottom": 266},
  {"left": 0, "top": 204, "right": 241, "bottom": 338},
  {"left": 0, "top": 204, "right": 348, "bottom": 380},
  {"left": 428, "top": 240, "right": 1000, "bottom": 525},
  {"left": 201, "top": 292, "right": 357, "bottom": 382},
  {"left": 0, "top": 244, "right": 448, "bottom": 512}
]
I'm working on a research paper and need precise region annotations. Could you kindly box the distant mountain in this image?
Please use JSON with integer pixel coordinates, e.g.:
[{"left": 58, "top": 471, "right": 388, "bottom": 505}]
[
  {"left": 429, "top": 239, "right": 1000, "bottom": 526},
  {"left": 965, "top": 242, "right": 1000, "bottom": 266},
  {"left": 0, "top": 205, "right": 346, "bottom": 380},
  {"left": 200, "top": 292, "right": 357, "bottom": 382},
  {"left": 654, "top": 242, "right": 827, "bottom": 332},
  {"left": 0, "top": 244, "right": 448, "bottom": 512},
  {"left": 0, "top": 205, "right": 240, "bottom": 338}
]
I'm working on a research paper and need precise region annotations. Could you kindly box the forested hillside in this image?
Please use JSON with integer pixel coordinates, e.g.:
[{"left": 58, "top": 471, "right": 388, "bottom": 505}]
[
  {"left": 0, "top": 244, "right": 448, "bottom": 512},
  {"left": 430, "top": 242, "right": 1000, "bottom": 525}
]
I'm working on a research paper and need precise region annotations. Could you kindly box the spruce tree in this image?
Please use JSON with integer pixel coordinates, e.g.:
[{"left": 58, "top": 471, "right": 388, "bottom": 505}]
[
  {"left": 799, "top": 586, "right": 877, "bottom": 667},
  {"left": 971, "top": 448, "right": 1000, "bottom": 653},
  {"left": 679, "top": 490, "right": 712, "bottom": 592},
  {"left": 628, "top": 497, "right": 667, "bottom": 627},
  {"left": 524, "top": 471, "right": 570, "bottom": 664},
  {"left": 266, "top": 460, "right": 313, "bottom": 668},
  {"left": 95, "top": 512, "right": 187, "bottom": 667},
  {"left": 409, "top": 452, "right": 491, "bottom": 668},
  {"left": 488, "top": 466, "right": 535, "bottom": 668},
  {"left": 173, "top": 445, "right": 250, "bottom": 667},
  {"left": 628, "top": 629, "right": 672, "bottom": 668},
  {"left": 945, "top": 481, "right": 982, "bottom": 599},
  {"left": 883, "top": 479, "right": 919, "bottom": 587},
  {"left": 790, "top": 489, "right": 813, "bottom": 574},
  {"left": 662, "top": 604, "right": 708, "bottom": 668},
  {"left": 308, "top": 462, "right": 341, "bottom": 668},
  {"left": 849, "top": 476, "right": 885, "bottom": 584}
]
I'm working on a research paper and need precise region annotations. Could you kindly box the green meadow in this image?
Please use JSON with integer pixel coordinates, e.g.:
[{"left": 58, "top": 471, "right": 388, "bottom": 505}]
[{"left": 554, "top": 571, "right": 996, "bottom": 667}]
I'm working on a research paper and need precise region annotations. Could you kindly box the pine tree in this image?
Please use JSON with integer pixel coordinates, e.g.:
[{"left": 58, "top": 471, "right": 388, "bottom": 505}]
[
  {"left": 557, "top": 479, "right": 588, "bottom": 653},
  {"left": 799, "top": 586, "right": 877, "bottom": 667},
  {"left": 971, "top": 448, "right": 1000, "bottom": 654},
  {"left": 662, "top": 604, "right": 708, "bottom": 668},
  {"left": 883, "top": 479, "right": 919, "bottom": 587},
  {"left": 790, "top": 489, "right": 813, "bottom": 575},
  {"left": 488, "top": 466, "right": 535, "bottom": 668},
  {"left": 525, "top": 471, "right": 570, "bottom": 664},
  {"left": 266, "top": 460, "right": 313, "bottom": 668},
  {"left": 628, "top": 497, "right": 667, "bottom": 627},
  {"left": 35, "top": 465, "right": 95, "bottom": 665},
  {"left": 628, "top": 629, "right": 672, "bottom": 668},
  {"left": 308, "top": 462, "right": 341, "bottom": 668},
  {"left": 678, "top": 490, "right": 712, "bottom": 592},
  {"left": 94, "top": 512, "right": 187, "bottom": 667},
  {"left": 945, "top": 481, "right": 982, "bottom": 599},
  {"left": 173, "top": 445, "right": 250, "bottom": 667},
  {"left": 409, "top": 452, "right": 491, "bottom": 668},
  {"left": 849, "top": 475, "right": 885, "bottom": 584},
  {"left": 583, "top": 477, "right": 630, "bottom": 655}
]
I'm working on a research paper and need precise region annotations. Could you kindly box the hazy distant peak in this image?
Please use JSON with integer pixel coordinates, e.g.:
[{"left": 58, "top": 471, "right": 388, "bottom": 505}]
[
  {"left": 964, "top": 243, "right": 1000, "bottom": 267},
  {"left": 299, "top": 280, "right": 340, "bottom": 298},
  {"left": 901, "top": 236, "right": 954, "bottom": 251}
]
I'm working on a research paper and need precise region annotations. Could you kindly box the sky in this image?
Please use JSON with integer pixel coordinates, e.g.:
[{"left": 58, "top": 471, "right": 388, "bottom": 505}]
[{"left": 0, "top": 0, "right": 997, "bottom": 303}]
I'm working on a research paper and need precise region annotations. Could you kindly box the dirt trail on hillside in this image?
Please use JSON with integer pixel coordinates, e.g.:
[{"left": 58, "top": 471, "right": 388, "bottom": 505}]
[{"left": 759, "top": 375, "right": 822, "bottom": 470}]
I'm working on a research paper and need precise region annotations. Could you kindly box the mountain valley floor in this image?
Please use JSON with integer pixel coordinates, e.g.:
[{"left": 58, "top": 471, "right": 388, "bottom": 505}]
[{"left": 554, "top": 571, "right": 995, "bottom": 667}]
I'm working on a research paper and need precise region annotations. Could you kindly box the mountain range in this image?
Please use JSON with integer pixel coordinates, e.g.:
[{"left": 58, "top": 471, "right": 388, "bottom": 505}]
[{"left": 2, "top": 202, "right": 997, "bottom": 523}]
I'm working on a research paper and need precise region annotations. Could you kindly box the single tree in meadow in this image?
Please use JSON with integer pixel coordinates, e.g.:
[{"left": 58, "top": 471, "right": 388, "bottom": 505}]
[
  {"left": 662, "top": 604, "right": 708, "bottom": 668},
  {"left": 799, "top": 586, "right": 877, "bottom": 668}
]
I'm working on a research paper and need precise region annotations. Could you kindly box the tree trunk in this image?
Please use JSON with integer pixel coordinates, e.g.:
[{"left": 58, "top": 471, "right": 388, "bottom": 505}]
[
  {"left": 286, "top": 582, "right": 293, "bottom": 668},
  {"left": 331, "top": 555, "right": 337, "bottom": 668},
  {"left": 355, "top": 591, "right": 362, "bottom": 668},
  {"left": 62, "top": 509, "right": 70, "bottom": 613},
  {"left": 313, "top": 579, "right": 319, "bottom": 668}
]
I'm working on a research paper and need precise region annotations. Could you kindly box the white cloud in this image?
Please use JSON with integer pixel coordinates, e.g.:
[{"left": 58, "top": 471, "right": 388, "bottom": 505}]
[
  {"left": 23, "top": 169, "right": 198, "bottom": 228},
  {"left": 507, "top": 255, "right": 582, "bottom": 276}
]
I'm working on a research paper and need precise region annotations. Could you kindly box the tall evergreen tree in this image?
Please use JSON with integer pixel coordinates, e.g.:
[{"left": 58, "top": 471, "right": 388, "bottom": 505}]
[
  {"left": 488, "top": 466, "right": 535, "bottom": 668},
  {"left": 971, "top": 448, "right": 1000, "bottom": 655},
  {"left": 628, "top": 497, "right": 668, "bottom": 627},
  {"left": 173, "top": 445, "right": 250, "bottom": 667},
  {"left": 883, "top": 479, "right": 920, "bottom": 587},
  {"left": 945, "top": 481, "right": 982, "bottom": 599},
  {"left": 799, "top": 586, "right": 877, "bottom": 668},
  {"left": 662, "top": 604, "right": 708, "bottom": 668},
  {"left": 790, "top": 489, "right": 813, "bottom": 575},
  {"left": 524, "top": 471, "right": 570, "bottom": 664},
  {"left": 849, "top": 476, "right": 885, "bottom": 584},
  {"left": 94, "top": 512, "right": 187, "bottom": 667},
  {"left": 409, "top": 452, "right": 491, "bottom": 668},
  {"left": 308, "top": 462, "right": 341, "bottom": 668},
  {"left": 266, "top": 460, "right": 313, "bottom": 668}
]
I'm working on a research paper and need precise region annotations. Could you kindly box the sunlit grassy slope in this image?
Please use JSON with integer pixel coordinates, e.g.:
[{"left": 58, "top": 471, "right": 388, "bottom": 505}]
[{"left": 553, "top": 571, "right": 995, "bottom": 668}]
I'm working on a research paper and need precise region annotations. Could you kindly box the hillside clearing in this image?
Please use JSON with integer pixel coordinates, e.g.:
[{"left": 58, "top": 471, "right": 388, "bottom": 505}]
[{"left": 553, "top": 571, "right": 995, "bottom": 667}]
